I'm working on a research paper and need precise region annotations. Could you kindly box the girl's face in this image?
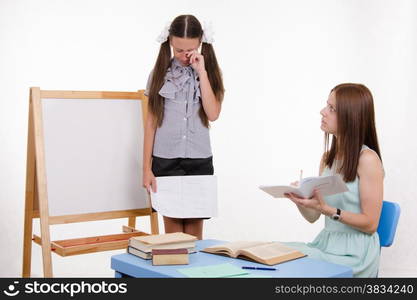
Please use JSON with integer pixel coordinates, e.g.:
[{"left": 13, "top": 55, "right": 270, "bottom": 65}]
[
  {"left": 320, "top": 91, "right": 337, "bottom": 135},
  {"left": 170, "top": 36, "right": 201, "bottom": 66}
]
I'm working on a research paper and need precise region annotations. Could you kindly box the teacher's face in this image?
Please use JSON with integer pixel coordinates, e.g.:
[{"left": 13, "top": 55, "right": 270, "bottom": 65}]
[{"left": 320, "top": 91, "right": 337, "bottom": 135}]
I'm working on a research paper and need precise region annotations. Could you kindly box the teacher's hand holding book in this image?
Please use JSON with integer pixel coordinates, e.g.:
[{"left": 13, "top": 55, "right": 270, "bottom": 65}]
[{"left": 284, "top": 189, "right": 328, "bottom": 214}]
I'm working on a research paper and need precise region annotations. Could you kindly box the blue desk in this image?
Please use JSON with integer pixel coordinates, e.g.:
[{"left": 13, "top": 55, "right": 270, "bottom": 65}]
[{"left": 111, "top": 239, "right": 352, "bottom": 278}]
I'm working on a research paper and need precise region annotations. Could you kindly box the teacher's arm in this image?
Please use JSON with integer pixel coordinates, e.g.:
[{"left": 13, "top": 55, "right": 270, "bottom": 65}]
[{"left": 320, "top": 150, "right": 384, "bottom": 234}]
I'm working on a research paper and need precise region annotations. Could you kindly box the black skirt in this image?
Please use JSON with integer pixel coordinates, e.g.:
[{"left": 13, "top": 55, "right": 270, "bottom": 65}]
[{"left": 151, "top": 156, "right": 214, "bottom": 177}]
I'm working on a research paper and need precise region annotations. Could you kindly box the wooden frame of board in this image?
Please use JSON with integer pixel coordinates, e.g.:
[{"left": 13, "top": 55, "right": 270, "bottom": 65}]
[{"left": 22, "top": 87, "right": 159, "bottom": 277}]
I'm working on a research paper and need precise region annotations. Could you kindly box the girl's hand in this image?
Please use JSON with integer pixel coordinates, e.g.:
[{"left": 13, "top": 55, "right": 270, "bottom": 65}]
[
  {"left": 143, "top": 169, "right": 157, "bottom": 193},
  {"left": 187, "top": 50, "right": 206, "bottom": 74},
  {"left": 284, "top": 189, "right": 328, "bottom": 214}
]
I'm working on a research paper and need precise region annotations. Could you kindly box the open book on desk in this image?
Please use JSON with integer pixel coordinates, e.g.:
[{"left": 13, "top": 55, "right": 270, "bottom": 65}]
[
  {"left": 259, "top": 175, "right": 348, "bottom": 199},
  {"left": 201, "top": 241, "right": 306, "bottom": 266}
]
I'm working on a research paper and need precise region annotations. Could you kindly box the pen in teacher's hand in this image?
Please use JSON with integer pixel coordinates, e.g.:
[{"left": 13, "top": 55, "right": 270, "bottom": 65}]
[
  {"left": 299, "top": 169, "right": 303, "bottom": 185},
  {"left": 241, "top": 266, "right": 277, "bottom": 271}
]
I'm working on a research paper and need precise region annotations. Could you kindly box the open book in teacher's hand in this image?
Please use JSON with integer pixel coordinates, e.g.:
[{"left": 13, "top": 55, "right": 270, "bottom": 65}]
[
  {"left": 201, "top": 241, "right": 306, "bottom": 266},
  {"left": 259, "top": 175, "right": 348, "bottom": 199}
]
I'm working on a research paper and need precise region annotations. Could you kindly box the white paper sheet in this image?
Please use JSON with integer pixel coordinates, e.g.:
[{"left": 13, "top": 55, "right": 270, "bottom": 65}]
[{"left": 150, "top": 175, "right": 218, "bottom": 218}]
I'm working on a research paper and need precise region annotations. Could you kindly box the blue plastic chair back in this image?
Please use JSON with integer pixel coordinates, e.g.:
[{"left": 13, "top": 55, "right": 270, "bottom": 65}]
[{"left": 377, "top": 201, "right": 400, "bottom": 247}]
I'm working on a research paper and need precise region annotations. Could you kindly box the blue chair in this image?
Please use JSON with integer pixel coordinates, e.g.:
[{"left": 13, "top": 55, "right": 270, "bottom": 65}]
[{"left": 377, "top": 201, "right": 401, "bottom": 247}]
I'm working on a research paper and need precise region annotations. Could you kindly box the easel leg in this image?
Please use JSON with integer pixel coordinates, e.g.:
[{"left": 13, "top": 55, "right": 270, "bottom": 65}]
[
  {"left": 39, "top": 218, "right": 53, "bottom": 277},
  {"left": 32, "top": 87, "right": 53, "bottom": 277},
  {"left": 22, "top": 92, "right": 36, "bottom": 277},
  {"left": 22, "top": 209, "right": 33, "bottom": 277}
]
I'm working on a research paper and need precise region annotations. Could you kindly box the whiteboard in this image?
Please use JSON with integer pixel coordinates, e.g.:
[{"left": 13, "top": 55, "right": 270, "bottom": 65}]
[{"left": 41, "top": 98, "right": 149, "bottom": 216}]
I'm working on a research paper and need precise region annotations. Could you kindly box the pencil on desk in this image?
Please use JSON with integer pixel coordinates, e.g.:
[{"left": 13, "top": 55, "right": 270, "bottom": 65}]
[{"left": 242, "top": 266, "right": 277, "bottom": 271}]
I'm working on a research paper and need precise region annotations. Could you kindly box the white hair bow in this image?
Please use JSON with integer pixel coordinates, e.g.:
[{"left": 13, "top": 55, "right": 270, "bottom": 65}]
[
  {"left": 202, "top": 21, "right": 215, "bottom": 44},
  {"left": 156, "top": 20, "right": 214, "bottom": 44},
  {"left": 156, "top": 21, "right": 171, "bottom": 43}
]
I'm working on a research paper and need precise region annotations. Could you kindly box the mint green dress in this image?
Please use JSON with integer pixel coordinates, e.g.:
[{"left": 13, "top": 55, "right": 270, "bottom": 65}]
[{"left": 283, "top": 145, "right": 380, "bottom": 277}]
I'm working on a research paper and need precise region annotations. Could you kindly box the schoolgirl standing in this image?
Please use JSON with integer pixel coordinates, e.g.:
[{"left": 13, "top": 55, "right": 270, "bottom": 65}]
[{"left": 143, "top": 15, "right": 224, "bottom": 239}]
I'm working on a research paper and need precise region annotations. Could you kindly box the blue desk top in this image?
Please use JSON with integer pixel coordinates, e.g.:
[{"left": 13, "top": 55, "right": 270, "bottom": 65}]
[{"left": 111, "top": 239, "right": 352, "bottom": 278}]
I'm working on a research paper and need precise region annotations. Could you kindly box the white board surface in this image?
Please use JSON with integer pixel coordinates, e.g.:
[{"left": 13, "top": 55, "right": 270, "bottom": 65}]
[{"left": 42, "top": 98, "right": 149, "bottom": 216}]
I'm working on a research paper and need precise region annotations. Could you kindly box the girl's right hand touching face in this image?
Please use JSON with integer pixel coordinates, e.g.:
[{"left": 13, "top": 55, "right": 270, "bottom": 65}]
[{"left": 143, "top": 169, "right": 157, "bottom": 193}]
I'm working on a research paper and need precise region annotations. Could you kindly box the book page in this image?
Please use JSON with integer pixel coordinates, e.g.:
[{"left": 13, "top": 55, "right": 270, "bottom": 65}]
[
  {"left": 258, "top": 185, "right": 301, "bottom": 198},
  {"left": 299, "top": 175, "right": 348, "bottom": 198},
  {"left": 242, "top": 242, "right": 299, "bottom": 260},
  {"left": 259, "top": 175, "right": 348, "bottom": 199},
  {"left": 144, "top": 242, "right": 196, "bottom": 250},
  {"left": 151, "top": 175, "right": 217, "bottom": 218},
  {"left": 204, "top": 241, "right": 267, "bottom": 257},
  {"left": 132, "top": 232, "right": 197, "bottom": 245}
]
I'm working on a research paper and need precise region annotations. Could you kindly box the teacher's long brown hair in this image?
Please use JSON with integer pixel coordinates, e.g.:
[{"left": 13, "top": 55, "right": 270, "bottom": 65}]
[{"left": 324, "top": 83, "right": 382, "bottom": 182}]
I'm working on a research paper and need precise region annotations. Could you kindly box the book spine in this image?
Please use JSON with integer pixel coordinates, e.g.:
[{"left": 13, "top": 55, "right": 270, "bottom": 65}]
[{"left": 152, "top": 254, "right": 189, "bottom": 266}]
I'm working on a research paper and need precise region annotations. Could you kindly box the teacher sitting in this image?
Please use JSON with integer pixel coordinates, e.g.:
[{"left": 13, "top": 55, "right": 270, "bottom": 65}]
[{"left": 283, "top": 83, "right": 384, "bottom": 278}]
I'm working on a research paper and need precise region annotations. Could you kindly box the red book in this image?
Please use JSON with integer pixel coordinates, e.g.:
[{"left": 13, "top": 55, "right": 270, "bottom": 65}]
[
  {"left": 152, "top": 248, "right": 189, "bottom": 266},
  {"left": 152, "top": 248, "right": 188, "bottom": 255}
]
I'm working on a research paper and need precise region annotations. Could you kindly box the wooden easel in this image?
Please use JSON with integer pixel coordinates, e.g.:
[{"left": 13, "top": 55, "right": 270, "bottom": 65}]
[{"left": 22, "top": 87, "right": 159, "bottom": 277}]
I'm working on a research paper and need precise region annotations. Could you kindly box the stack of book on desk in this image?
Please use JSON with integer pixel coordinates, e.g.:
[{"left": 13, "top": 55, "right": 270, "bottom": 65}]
[{"left": 127, "top": 232, "right": 197, "bottom": 264}]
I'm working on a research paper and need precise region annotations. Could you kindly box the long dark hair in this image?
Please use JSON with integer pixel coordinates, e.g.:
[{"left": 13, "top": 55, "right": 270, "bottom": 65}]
[
  {"left": 148, "top": 15, "right": 224, "bottom": 127},
  {"left": 324, "top": 83, "right": 382, "bottom": 182}
]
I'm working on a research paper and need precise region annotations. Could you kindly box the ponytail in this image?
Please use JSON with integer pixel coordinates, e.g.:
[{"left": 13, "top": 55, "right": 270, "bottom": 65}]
[{"left": 148, "top": 41, "right": 171, "bottom": 127}]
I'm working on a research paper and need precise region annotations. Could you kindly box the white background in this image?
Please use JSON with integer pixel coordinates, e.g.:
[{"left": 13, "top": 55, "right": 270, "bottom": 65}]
[{"left": 1, "top": 0, "right": 416, "bottom": 277}]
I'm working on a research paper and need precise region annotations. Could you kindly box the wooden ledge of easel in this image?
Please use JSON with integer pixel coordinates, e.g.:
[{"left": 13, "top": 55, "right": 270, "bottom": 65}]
[
  {"left": 40, "top": 90, "right": 143, "bottom": 100},
  {"left": 32, "top": 230, "right": 148, "bottom": 257}
]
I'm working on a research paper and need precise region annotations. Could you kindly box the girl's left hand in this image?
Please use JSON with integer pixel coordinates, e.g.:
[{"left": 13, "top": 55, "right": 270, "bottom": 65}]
[
  {"left": 187, "top": 50, "right": 206, "bottom": 74},
  {"left": 284, "top": 189, "right": 328, "bottom": 214}
]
